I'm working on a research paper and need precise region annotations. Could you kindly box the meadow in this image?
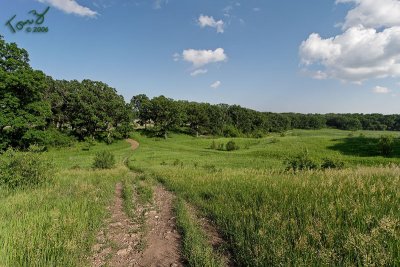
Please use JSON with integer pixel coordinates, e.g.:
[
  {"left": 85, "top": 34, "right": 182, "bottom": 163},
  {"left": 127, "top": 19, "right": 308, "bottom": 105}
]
[
  {"left": 129, "top": 129, "right": 400, "bottom": 266},
  {"left": 0, "top": 129, "right": 399, "bottom": 266},
  {"left": 0, "top": 141, "right": 135, "bottom": 266}
]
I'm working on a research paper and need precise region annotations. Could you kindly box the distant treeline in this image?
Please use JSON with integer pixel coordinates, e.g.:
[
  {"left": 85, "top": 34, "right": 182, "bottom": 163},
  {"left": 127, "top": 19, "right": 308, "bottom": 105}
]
[
  {"left": 1, "top": 36, "right": 400, "bottom": 150},
  {"left": 131, "top": 94, "right": 400, "bottom": 138}
]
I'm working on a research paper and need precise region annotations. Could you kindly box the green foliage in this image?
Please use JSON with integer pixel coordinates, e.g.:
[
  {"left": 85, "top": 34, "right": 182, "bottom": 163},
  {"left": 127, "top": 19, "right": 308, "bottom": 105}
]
[
  {"left": 378, "top": 135, "right": 395, "bottom": 157},
  {"left": 21, "top": 128, "right": 75, "bottom": 148},
  {"left": 321, "top": 157, "right": 345, "bottom": 169},
  {"left": 285, "top": 149, "right": 318, "bottom": 171},
  {"left": 0, "top": 147, "right": 52, "bottom": 189},
  {"left": 210, "top": 140, "right": 217, "bottom": 150},
  {"left": 92, "top": 151, "right": 116, "bottom": 169},
  {"left": 222, "top": 125, "right": 241, "bottom": 137},
  {"left": 150, "top": 95, "right": 183, "bottom": 138},
  {"left": 226, "top": 140, "right": 239, "bottom": 151}
]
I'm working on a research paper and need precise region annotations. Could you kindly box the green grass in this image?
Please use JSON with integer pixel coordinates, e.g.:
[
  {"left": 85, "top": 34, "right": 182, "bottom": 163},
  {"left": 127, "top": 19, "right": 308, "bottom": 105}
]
[
  {"left": 1, "top": 129, "right": 399, "bottom": 266},
  {"left": 0, "top": 141, "right": 134, "bottom": 267},
  {"left": 130, "top": 129, "right": 400, "bottom": 266},
  {"left": 175, "top": 198, "right": 225, "bottom": 267},
  {"left": 121, "top": 175, "right": 135, "bottom": 219}
]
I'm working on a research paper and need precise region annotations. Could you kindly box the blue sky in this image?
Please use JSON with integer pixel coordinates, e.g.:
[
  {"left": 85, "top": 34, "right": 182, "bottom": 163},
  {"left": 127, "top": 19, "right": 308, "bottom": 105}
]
[{"left": 1, "top": 0, "right": 400, "bottom": 114}]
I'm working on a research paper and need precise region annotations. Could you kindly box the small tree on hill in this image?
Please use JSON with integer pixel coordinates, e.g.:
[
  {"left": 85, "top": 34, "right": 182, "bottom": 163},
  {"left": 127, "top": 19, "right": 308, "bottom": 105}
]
[{"left": 378, "top": 135, "right": 394, "bottom": 157}]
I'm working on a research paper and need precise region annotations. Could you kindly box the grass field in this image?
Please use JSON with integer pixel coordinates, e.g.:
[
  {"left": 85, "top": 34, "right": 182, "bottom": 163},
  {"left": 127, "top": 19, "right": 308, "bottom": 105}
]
[
  {"left": 0, "top": 129, "right": 399, "bottom": 266},
  {"left": 0, "top": 140, "right": 135, "bottom": 266},
  {"left": 129, "top": 129, "right": 400, "bottom": 266}
]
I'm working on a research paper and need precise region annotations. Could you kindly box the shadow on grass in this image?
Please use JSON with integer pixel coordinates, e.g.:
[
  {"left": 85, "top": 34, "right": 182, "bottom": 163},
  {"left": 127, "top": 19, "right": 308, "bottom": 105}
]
[{"left": 328, "top": 136, "right": 400, "bottom": 158}]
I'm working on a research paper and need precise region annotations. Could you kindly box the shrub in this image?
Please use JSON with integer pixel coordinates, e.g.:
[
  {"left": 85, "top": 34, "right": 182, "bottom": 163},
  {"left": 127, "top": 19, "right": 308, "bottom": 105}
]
[
  {"left": 378, "top": 135, "right": 394, "bottom": 157},
  {"left": 82, "top": 137, "right": 96, "bottom": 151},
  {"left": 92, "top": 151, "right": 116, "bottom": 169},
  {"left": 222, "top": 125, "right": 241, "bottom": 138},
  {"left": 210, "top": 140, "right": 217, "bottom": 150},
  {"left": 285, "top": 149, "right": 318, "bottom": 171},
  {"left": 0, "top": 147, "right": 52, "bottom": 189},
  {"left": 217, "top": 143, "right": 224, "bottom": 151},
  {"left": 21, "top": 129, "right": 75, "bottom": 148},
  {"left": 226, "top": 141, "right": 239, "bottom": 151},
  {"left": 252, "top": 131, "right": 264, "bottom": 139},
  {"left": 321, "top": 157, "right": 345, "bottom": 169}
]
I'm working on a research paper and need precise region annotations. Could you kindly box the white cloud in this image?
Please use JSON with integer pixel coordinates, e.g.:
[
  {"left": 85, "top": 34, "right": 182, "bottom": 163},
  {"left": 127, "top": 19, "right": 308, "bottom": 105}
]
[
  {"left": 253, "top": 7, "right": 261, "bottom": 12},
  {"left": 372, "top": 86, "right": 391, "bottom": 94},
  {"left": 210, "top": 81, "right": 221, "bottom": 88},
  {"left": 172, "top": 53, "right": 180, "bottom": 62},
  {"left": 300, "top": 0, "right": 400, "bottom": 83},
  {"left": 190, "top": 69, "right": 208, "bottom": 76},
  {"left": 198, "top": 15, "right": 224, "bottom": 33},
  {"left": 153, "top": 0, "right": 168, "bottom": 9},
  {"left": 36, "top": 0, "right": 97, "bottom": 17},
  {"left": 337, "top": 0, "right": 400, "bottom": 30},
  {"left": 300, "top": 25, "right": 400, "bottom": 82},
  {"left": 182, "top": 48, "right": 227, "bottom": 67}
]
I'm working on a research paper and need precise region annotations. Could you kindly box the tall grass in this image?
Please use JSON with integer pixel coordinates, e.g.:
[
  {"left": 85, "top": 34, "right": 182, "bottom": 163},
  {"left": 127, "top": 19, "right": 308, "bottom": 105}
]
[
  {"left": 131, "top": 130, "right": 400, "bottom": 266},
  {"left": 175, "top": 198, "right": 224, "bottom": 267},
  {"left": 0, "top": 140, "right": 134, "bottom": 266},
  {"left": 0, "top": 167, "right": 129, "bottom": 266}
]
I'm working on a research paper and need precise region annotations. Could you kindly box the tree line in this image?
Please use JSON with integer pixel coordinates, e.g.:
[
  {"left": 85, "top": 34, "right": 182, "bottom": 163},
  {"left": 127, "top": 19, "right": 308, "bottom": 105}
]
[
  {"left": 0, "top": 36, "right": 132, "bottom": 150},
  {"left": 1, "top": 35, "right": 400, "bottom": 150},
  {"left": 131, "top": 94, "right": 400, "bottom": 137}
]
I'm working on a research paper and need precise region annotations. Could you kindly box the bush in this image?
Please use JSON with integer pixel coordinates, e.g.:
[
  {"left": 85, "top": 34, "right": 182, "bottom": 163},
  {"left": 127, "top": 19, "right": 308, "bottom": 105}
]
[
  {"left": 210, "top": 140, "right": 217, "bottom": 150},
  {"left": 222, "top": 125, "right": 241, "bottom": 138},
  {"left": 92, "top": 151, "right": 116, "bottom": 169},
  {"left": 321, "top": 157, "right": 345, "bottom": 169},
  {"left": 0, "top": 147, "right": 52, "bottom": 189},
  {"left": 226, "top": 141, "right": 239, "bottom": 151},
  {"left": 378, "top": 135, "right": 394, "bottom": 157},
  {"left": 252, "top": 131, "right": 264, "bottom": 139},
  {"left": 21, "top": 129, "right": 75, "bottom": 149},
  {"left": 285, "top": 149, "right": 318, "bottom": 171},
  {"left": 217, "top": 143, "right": 224, "bottom": 151}
]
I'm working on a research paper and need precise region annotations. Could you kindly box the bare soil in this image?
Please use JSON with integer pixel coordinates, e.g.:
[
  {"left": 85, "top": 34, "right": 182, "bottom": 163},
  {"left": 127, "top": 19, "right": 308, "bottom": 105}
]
[
  {"left": 126, "top": 139, "right": 140, "bottom": 151},
  {"left": 91, "top": 139, "right": 183, "bottom": 266},
  {"left": 91, "top": 138, "right": 230, "bottom": 266},
  {"left": 91, "top": 182, "right": 143, "bottom": 267},
  {"left": 139, "top": 186, "right": 183, "bottom": 267}
]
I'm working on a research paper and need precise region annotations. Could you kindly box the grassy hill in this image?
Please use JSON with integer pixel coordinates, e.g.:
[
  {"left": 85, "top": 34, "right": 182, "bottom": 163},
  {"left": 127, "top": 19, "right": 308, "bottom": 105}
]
[{"left": 0, "top": 129, "right": 399, "bottom": 266}]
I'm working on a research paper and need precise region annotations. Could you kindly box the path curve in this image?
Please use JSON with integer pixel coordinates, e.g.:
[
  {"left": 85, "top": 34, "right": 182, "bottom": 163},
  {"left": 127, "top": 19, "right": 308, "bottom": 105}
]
[{"left": 126, "top": 139, "right": 140, "bottom": 151}]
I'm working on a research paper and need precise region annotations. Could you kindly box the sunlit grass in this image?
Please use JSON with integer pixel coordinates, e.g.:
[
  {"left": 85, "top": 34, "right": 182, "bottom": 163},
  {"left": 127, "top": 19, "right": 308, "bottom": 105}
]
[
  {"left": 0, "top": 141, "right": 133, "bottom": 266},
  {"left": 130, "top": 129, "right": 400, "bottom": 266}
]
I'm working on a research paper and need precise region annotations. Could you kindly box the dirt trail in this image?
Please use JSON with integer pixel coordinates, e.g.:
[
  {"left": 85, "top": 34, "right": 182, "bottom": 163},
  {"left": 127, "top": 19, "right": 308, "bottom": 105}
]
[
  {"left": 139, "top": 186, "right": 183, "bottom": 267},
  {"left": 126, "top": 139, "right": 140, "bottom": 151},
  {"left": 91, "top": 138, "right": 183, "bottom": 267},
  {"left": 91, "top": 182, "right": 143, "bottom": 267}
]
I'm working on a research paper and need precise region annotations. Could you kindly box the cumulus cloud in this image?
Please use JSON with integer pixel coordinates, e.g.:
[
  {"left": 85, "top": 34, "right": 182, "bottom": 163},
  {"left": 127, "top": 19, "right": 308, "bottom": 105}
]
[
  {"left": 372, "top": 86, "right": 391, "bottom": 94},
  {"left": 190, "top": 69, "right": 208, "bottom": 76},
  {"left": 210, "top": 81, "right": 221, "bottom": 88},
  {"left": 337, "top": 0, "right": 400, "bottom": 30},
  {"left": 182, "top": 48, "right": 227, "bottom": 68},
  {"left": 198, "top": 15, "right": 224, "bottom": 33},
  {"left": 300, "top": 0, "right": 400, "bottom": 83},
  {"left": 36, "top": 0, "right": 97, "bottom": 17}
]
